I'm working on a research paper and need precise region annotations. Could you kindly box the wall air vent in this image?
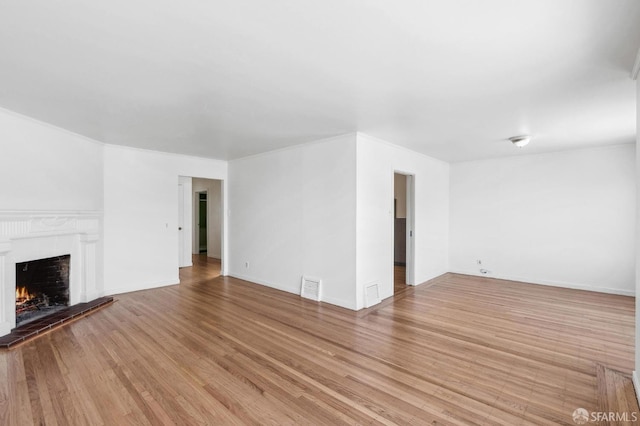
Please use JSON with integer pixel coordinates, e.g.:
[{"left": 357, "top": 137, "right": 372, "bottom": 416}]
[
  {"left": 300, "top": 276, "right": 322, "bottom": 301},
  {"left": 365, "top": 283, "right": 381, "bottom": 308}
]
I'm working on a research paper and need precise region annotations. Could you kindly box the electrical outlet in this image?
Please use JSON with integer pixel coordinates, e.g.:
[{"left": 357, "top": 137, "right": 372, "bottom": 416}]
[
  {"left": 476, "top": 259, "right": 482, "bottom": 265},
  {"left": 245, "top": 261, "right": 249, "bottom": 269}
]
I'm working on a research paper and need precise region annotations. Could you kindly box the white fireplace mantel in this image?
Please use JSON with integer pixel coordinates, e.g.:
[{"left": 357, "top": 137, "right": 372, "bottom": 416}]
[{"left": 0, "top": 210, "right": 102, "bottom": 337}]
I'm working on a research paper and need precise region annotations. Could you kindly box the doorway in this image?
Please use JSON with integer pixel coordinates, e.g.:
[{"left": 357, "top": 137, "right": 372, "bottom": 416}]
[
  {"left": 192, "top": 178, "right": 223, "bottom": 263},
  {"left": 197, "top": 192, "right": 208, "bottom": 253},
  {"left": 394, "top": 172, "right": 414, "bottom": 293},
  {"left": 178, "top": 176, "right": 225, "bottom": 275}
]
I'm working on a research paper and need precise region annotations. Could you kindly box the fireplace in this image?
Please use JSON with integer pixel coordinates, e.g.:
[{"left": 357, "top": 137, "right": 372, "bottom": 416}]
[
  {"left": 15, "top": 255, "right": 71, "bottom": 327},
  {"left": 0, "top": 210, "right": 102, "bottom": 337}
]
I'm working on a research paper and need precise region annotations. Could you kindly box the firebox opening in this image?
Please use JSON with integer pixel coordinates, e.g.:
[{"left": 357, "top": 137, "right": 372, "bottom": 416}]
[{"left": 15, "top": 254, "right": 70, "bottom": 327}]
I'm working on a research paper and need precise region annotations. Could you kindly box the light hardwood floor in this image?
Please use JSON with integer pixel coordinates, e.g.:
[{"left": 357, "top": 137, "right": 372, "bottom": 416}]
[
  {"left": 0, "top": 256, "right": 635, "bottom": 425},
  {"left": 394, "top": 265, "right": 406, "bottom": 295}
]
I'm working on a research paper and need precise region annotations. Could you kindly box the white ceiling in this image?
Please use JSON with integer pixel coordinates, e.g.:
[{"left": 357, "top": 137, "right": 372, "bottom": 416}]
[{"left": 0, "top": 0, "right": 639, "bottom": 162}]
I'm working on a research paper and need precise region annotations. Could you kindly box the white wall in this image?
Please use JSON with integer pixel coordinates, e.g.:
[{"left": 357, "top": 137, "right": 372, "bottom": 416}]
[
  {"left": 450, "top": 144, "right": 636, "bottom": 295},
  {"left": 192, "top": 178, "right": 223, "bottom": 259},
  {"left": 3, "top": 103, "right": 635, "bottom": 316},
  {"left": 356, "top": 133, "right": 450, "bottom": 308},
  {"left": 228, "top": 134, "right": 358, "bottom": 309},
  {"left": 0, "top": 108, "right": 103, "bottom": 211},
  {"left": 0, "top": 108, "right": 105, "bottom": 297},
  {"left": 103, "top": 145, "right": 227, "bottom": 295}
]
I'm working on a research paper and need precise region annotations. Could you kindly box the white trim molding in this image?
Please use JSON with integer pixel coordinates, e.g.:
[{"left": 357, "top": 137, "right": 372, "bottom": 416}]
[
  {"left": 0, "top": 210, "right": 101, "bottom": 238},
  {"left": 449, "top": 270, "right": 635, "bottom": 296},
  {"left": 105, "top": 278, "right": 179, "bottom": 296},
  {"left": 633, "top": 371, "right": 640, "bottom": 410}
]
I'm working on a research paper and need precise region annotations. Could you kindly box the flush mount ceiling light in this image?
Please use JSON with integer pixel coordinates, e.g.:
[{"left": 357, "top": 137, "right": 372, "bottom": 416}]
[{"left": 509, "top": 135, "right": 531, "bottom": 148}]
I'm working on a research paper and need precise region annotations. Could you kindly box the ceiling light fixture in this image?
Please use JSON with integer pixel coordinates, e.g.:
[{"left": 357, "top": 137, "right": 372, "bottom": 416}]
[{"left": 509, "top": 135, "right": 530, "bottom": 148}]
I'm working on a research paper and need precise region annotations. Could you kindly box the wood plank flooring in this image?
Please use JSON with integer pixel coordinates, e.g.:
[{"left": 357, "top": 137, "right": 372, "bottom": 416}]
[
  {"left": 0, "top": 256, "right": 635, "bottom": 425},
  {"left": 597, "top": 365, "right": 639, "bottom": 425},
  {"left": 394, "top": 265, "right": 407, "bottom": 295}
]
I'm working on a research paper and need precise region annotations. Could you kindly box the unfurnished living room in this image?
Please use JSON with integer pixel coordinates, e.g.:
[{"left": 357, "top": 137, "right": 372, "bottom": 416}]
[{"left": 1, "top": 1, "right": 640, "bottom": 425}]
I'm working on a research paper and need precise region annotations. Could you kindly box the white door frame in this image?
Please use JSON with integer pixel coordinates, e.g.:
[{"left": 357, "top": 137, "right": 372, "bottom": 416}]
[
  {"left": 177, "top": 179, "right": 192, "bottom": 268},
  {"left": 394, "top": 171, "right": 415, "bottom": 286},
  {"left": 405, "top": 174, "right": 415, "bottom": 285},
  {"left": 184, "top": 177, "right": 226, "bottom": 276},
  {"left": 178, "top": 183, "right": 184, "bottom": 265}
]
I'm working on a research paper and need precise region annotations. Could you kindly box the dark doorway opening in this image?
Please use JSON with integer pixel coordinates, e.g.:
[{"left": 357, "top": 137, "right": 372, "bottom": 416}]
[{"left": 198, "top": 192, "right": 208, "bottom": 253}]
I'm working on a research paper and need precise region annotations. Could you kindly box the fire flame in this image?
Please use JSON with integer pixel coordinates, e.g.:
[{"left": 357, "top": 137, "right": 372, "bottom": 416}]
[{"left": 16, "top": 286, "right": 35, "bottom": 303}]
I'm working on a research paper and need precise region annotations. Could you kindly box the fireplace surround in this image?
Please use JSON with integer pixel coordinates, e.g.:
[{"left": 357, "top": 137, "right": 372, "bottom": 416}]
[{"left": 0, "top": 211, "right": 101, "bottom": 337}]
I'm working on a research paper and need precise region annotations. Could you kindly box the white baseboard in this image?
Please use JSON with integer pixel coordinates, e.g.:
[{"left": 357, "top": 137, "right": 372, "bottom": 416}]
[
  {"left": 413, "top": 271, "right": 450, "bottom": 287},
  {"left": 229, "top": 273, "right": 297, "bottom": 294},
  {"left": 85, "top": 290, "right": 105, "bottom": 302},
  {"left": 321, "top": 295, "right": 357, "bottom": 310},
  {"left": 449, "top": 269, "right": 635, "bottom": 296},
  {"left": 229, "top": 273, "right": 356, "bottom": 310},
  {"left": 633, "top": 371, "right": 640, "bottom": 410},
  {"left": 105, "top": 277, "right": 179, "bottom": 296}
]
